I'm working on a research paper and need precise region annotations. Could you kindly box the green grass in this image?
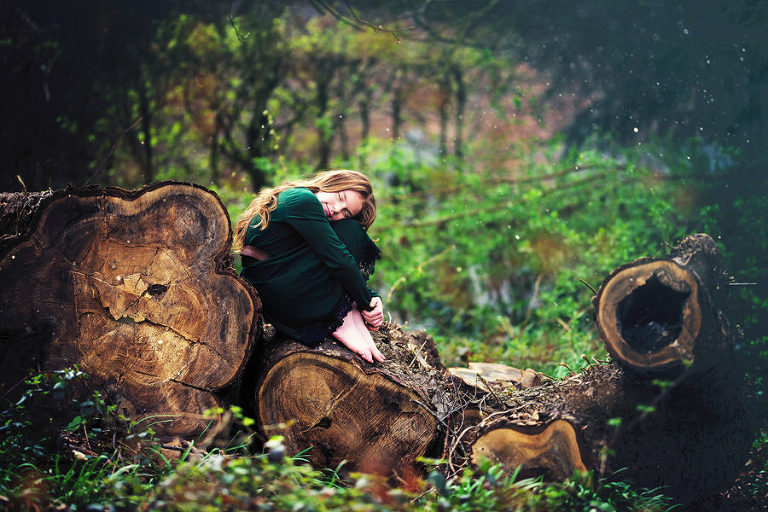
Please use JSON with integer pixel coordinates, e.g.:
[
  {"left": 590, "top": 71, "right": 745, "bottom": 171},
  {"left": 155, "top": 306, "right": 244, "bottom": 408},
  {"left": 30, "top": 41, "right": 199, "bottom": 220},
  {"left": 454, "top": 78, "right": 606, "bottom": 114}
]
[{"left": 0, "top": 370, "right": 686, "bottom": 511}]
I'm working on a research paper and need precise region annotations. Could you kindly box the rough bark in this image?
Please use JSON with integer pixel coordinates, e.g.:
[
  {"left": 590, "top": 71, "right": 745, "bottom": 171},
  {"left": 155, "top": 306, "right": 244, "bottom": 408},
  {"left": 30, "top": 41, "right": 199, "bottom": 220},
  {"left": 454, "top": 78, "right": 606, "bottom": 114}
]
[{"left": 0, "top": 183, "right": 261, "bottom": 436}]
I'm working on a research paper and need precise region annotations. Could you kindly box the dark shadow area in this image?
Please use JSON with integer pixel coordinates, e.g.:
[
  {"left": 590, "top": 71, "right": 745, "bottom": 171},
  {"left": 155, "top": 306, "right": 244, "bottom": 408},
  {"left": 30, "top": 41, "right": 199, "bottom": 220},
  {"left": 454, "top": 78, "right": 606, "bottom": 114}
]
[{"left": 616, "top": 274, "right": 690, "bottom": 354}]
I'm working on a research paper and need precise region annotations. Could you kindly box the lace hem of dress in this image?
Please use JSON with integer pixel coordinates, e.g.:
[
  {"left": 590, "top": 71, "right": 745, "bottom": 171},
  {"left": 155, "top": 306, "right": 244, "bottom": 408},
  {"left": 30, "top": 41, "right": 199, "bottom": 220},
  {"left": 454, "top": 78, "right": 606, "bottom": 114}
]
[{"left": 298, "top": 294, "right": 355, "bottom": 348}]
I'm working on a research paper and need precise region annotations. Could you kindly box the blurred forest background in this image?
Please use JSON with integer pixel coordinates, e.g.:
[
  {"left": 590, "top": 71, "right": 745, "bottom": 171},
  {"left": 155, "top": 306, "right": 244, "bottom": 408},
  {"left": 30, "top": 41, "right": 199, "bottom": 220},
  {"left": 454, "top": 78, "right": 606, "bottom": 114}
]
[{"left": 1, "top": 0, "right": 766, "bottom": 382}]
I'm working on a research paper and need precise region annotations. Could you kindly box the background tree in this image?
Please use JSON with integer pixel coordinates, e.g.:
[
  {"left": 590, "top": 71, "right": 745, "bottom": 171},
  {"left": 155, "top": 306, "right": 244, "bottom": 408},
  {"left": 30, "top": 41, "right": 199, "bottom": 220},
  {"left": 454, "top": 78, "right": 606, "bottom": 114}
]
[{"left": 0, "top": 0, "right": 207, "bottom": 190}]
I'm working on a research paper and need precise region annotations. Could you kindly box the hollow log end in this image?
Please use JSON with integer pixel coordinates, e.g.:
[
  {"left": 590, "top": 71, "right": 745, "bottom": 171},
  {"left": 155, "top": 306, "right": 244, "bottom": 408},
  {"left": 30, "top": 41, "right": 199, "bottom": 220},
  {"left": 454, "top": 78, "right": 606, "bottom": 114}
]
[
  {"left": 596, "top": 259, "right": 701, "bottom": 371},
  {"left": 470, "top": 420, "right": 587, "bottom": 481}
]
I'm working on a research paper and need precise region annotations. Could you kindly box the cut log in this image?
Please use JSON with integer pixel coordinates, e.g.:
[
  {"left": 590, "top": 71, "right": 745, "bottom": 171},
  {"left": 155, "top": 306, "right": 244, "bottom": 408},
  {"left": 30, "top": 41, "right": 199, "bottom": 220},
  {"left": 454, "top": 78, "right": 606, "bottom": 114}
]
[
  {"left": 9, "top": 197, "right": 747, "bottom": 504},
  {"left": 595, "top": 233, "right": 736, "bottom": 372},
  {"left": 451, "top": 234, "right": 753, "bottom": 502},
  {"left": 255, "top": 324, "right": 451, "bottom": 475},
  {"left": 446, "top": 363, "right": 621, "bottom": 480},
  {"left": 596, "top": 259, "right": 701, "bottom": 370},
  {"left": 470, "top": 419, "right": 587, "bottom": 481},
  {"left": 448, "top": 362, "right": 543, "bottom": 392},
  {"left": 0, "top": 183, "right": 261, "bottom": 436}
]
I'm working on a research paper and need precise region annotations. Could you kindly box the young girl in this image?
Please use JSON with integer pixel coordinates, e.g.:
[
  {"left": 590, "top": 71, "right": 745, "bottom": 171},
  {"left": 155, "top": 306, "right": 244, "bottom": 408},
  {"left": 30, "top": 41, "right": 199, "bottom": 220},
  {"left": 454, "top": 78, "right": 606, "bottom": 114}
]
[{"left": 233, "top": 170, "right": 385, "bottom": 363}]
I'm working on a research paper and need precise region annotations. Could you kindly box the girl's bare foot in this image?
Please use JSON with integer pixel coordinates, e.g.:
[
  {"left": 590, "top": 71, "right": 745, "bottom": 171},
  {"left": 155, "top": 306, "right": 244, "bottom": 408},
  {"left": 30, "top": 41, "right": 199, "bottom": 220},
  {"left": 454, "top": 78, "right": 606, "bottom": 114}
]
[{"left": 332, "top": 307, "right": 384, "bottom": 363}]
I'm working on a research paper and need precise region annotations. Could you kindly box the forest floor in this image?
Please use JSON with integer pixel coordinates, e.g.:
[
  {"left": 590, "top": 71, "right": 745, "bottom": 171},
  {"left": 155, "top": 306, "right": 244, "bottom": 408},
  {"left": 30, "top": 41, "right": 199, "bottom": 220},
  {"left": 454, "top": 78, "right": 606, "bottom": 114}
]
[{"left": 53, "top": 424, "right": 768, "bottom": 511}]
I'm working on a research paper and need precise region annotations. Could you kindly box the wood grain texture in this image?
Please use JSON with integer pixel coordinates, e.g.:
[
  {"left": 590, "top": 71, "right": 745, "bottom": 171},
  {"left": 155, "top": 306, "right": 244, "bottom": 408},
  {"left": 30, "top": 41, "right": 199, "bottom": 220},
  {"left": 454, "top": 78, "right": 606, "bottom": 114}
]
[
  {"left": 471, "top": 419, "right": 587, "bottom": 481},
  {"left": 256, "top": 324, "right": 448, "bottom": 474},
  {"left": 0, "top": 183, "right": 261, "bottom": 435}
]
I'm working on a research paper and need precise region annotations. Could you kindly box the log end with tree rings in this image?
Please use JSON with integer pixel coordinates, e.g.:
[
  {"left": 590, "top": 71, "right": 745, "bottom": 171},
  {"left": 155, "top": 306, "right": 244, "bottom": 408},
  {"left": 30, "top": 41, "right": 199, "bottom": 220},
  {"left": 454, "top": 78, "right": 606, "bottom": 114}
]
[
  {"left": 0, "top": 183, "right": 261, "bottom": 436},
  {"left": 470, "top": 420, "right": 587, "bottom": 481},
  {"left": 257, "top": 350, "right": 439, "bottom": 475},
  {"left": 596, "top": 260, "right": 702, "bottom": 371}
]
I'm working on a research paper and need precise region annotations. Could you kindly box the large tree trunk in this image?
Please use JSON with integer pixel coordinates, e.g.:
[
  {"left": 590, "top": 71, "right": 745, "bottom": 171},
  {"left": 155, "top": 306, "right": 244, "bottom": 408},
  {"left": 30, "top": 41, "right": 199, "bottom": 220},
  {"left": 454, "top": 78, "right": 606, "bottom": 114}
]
[
  {"left": 452, "top": 234, "right": 752, "bottom": 502},
  {"left": 0, "top": 183, "right": 261, "bottom": 436}
]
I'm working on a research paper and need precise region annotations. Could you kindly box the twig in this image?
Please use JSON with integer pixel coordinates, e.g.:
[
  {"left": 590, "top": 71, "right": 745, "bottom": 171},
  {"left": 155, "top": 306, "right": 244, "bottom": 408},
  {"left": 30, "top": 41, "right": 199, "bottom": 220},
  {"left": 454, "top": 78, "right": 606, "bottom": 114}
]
[
  {"left": 475, "top": 374, "right": 504, "bottom": 408},
  {"left": 82, "top": 422, "right": 91, "bottom": 450},
  {"left": 408, "top": 338, "right": 431, "bottom": 370},
  {"left": 579, "top": 279, "right": 597, "bottom": 295},
  {"left": 447, "top": 422, "right": 477, "bottom": 475},
  {"left": 309, "top": 0, "right": 404, "bottom": 39},
  {"left": 555, "top": 317, "right": 571, "bottom": 332},
  {"left": 84, "top": 117, "right": 143, "bottom": 185},
  {"left": 228, "top": 0, "right": 251, "bottom": 41},
  {"left": 1, "top": 375, "right": 30, "bottom": 398},
  {"left": 410, "top": 398, "right": 447, "bottom": 429}
]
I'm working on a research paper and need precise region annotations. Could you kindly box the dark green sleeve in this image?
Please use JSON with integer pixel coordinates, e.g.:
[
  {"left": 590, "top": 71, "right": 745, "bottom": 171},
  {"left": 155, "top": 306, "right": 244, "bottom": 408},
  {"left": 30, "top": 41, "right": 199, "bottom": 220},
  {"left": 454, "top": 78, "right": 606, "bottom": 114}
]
[
  {"left": 282, "top": 189, "right": 376, "bottom": 310},
  {"left": 329, "top": 218, "right": 381, "bottom": 300}
]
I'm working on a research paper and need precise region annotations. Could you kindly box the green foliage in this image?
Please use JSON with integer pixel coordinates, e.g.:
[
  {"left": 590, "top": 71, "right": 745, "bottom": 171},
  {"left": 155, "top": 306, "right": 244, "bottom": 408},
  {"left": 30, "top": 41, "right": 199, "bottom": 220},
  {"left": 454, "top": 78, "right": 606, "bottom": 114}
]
[
  {"left": 353, "top": 137, "right": 692, "bottom": 376},
  {"left": 117, "top": 448, "right": 678, "bottom": 511},
  {"left": 0, "top": 369, "right": 184, "bottom": 509},
  {"left": 1, "top": 369, "right": 103, "bottom": 465},
  {"left": 1, "top": 369, "right": 130, "bottom": 507},
  {"left": 0, "top": 369, "right": 685, "bottom": 511}
]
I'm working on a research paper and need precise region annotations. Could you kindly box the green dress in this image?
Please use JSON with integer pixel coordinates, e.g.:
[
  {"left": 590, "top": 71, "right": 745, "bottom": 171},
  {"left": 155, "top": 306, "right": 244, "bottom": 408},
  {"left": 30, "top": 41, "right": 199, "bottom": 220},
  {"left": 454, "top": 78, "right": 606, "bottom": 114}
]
[{"left": 240, "top": 187, "right": 380, "bottom": 347}]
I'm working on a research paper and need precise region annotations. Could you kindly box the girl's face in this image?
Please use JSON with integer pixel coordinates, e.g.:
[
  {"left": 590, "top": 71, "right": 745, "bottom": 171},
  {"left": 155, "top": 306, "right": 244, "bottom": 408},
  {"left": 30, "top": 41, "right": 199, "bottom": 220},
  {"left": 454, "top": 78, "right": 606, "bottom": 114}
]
[{"left": 315, "top": 189, "right": 364, "bottom": 221}]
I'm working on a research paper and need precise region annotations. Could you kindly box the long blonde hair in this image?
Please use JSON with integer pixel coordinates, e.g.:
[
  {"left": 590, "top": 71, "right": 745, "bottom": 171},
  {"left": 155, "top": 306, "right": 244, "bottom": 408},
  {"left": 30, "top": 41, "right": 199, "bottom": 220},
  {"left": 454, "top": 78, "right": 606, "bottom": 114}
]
[{"left": 233, "top": 170, "right": 376, "bottom": 250}]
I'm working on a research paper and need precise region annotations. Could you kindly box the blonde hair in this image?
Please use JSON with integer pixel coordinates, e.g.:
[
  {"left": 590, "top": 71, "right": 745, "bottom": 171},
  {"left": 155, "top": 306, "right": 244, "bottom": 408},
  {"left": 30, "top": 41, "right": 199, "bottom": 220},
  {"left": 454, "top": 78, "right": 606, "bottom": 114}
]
[{"left": 233, "top": 170, "right": 376, "bottom": 250}]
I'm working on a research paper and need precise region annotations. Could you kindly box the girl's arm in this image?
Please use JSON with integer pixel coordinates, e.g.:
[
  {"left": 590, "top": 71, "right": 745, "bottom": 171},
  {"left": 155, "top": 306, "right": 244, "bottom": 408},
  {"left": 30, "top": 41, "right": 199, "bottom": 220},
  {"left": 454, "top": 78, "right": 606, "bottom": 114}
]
[{"left": 282, "top": 189, "right": 377, "bottom": 310}]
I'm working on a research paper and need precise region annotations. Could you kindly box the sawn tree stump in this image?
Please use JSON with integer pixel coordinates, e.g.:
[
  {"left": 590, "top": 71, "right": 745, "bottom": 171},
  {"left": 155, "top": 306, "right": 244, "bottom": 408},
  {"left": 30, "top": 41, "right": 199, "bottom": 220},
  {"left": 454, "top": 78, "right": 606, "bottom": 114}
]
[
  {"left": 0, "top": 183, "right": 261, "bottom": 436},
  {"left": 0, "top": 185, "right": 753, "bottom": 503},
  {"left": 255, "top": 324, "right": 453, "bottom": 475}
]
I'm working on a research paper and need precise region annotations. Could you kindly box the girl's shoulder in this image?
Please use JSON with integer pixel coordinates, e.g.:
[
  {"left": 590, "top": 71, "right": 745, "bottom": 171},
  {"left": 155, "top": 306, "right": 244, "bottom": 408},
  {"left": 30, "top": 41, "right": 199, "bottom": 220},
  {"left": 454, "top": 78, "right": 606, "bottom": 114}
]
[
  {"left": 278, "top": 187, "right": 318, "bottom": 206},
  {"left": 275, "top": 187, "right": 323, "bottom": 219}
]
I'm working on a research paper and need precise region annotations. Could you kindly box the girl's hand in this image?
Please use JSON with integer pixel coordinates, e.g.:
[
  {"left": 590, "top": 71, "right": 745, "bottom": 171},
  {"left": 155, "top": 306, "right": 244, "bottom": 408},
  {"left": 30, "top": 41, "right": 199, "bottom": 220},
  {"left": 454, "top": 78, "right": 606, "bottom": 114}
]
[{"left": 362, "top": 296, "right": 384, "bottom": 330}]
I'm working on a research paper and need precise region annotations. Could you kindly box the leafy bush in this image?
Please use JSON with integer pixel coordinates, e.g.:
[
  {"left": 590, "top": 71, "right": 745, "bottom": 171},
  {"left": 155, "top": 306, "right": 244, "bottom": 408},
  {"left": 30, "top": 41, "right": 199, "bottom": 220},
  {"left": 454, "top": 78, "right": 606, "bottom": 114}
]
[{"left": 0, "top": 369, "right": 162, "bottom": 509}]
